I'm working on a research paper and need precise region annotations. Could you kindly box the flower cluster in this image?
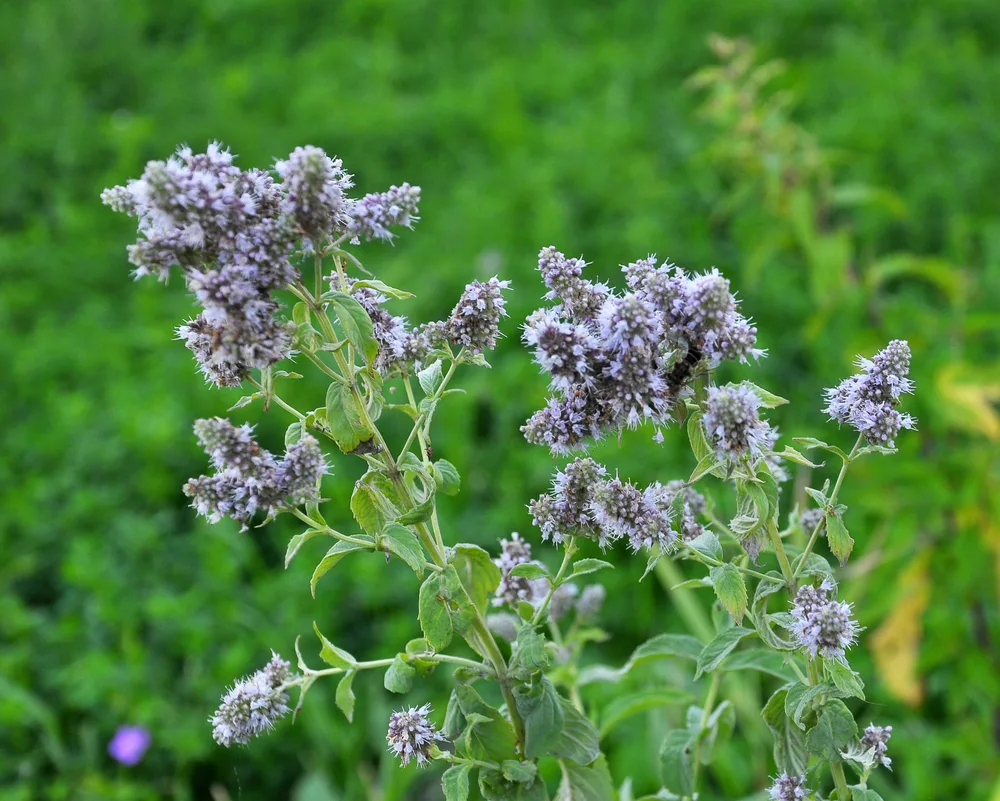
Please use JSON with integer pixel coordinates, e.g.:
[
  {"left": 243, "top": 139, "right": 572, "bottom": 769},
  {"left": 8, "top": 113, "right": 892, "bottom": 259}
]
[
  {"left": 103, "top": 143, "right": 422, "bottom": 386},
  {"left": 767, "top": 773, "right": 809, "bottom": 800},
  {"left": 861, "top": 723, "right": 893, "bottom": 769},
  {"left": 211, "top": 652, "right": 294, "bottom": 747},
  {"left": 493, "top": 533, "right": 535, "bottom": 608},
  {"left": 529, "top": 457, "right": 696, "bottom": 554},
  {"left": 823, "top": 340, "right": 916, "bottom": 447},
  {"left": 703, "top": 383, "right": 772, "bottom": 463},
  {"left": 522, "top": 247, "right": 763, "bottom": 453},
  {"left": 799, "top": 506, "right": 826, "bottom": 535},
  {"left": 183, "top": 418, "right": 326, "bottom": 529},
  {"left": 789, "top": 579, "right": 860, "bottom": 661},
  {"left": 386, "top": 704, "right": 445, "bottom": 767}
]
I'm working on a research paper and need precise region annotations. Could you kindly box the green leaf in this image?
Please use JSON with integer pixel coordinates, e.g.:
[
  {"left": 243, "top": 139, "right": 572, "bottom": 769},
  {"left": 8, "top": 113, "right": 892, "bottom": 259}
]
[
  {"left": 418, "top": 573, "right": 454, "bottom": 651},
  {"left": 418, "top": 359, "right": 444, "bottom": 396},
  {"left": 442, "top": 765, "right": 471, "bottom": 801},
  {"left": 325, "top": 382, "right": 372, "bottom": 452},
  {"left": 396, "top": 496, "right": 434, "bottom": 526},
  {"left": 659, "top": 729, "right": 694, "bottom": 797},
  {"left": 313, "top": 621, "right": 356, "bottom": 668},
  {"left": 827, "top": 660, "right": 866, "bottom": 700},
  {"left": 743, "top": 382, "right": 790, "bottom": 408},
  {"left": 443, "top": 690, "right": 464, "bottom": 739},
  {"left": 850, "top": 789, "right": 884, "bottom": 801},
  {"left": 599, "top": 689, "right": 691, "bottom": 737},
  {"left": 569, "top": 559, "right": 614, "bottom": 579},
  {"left": 451, "top": 544, "right": 502, "bottom": 613},
  {"left": 479, "top": 770, "right": 549, "bottom": 801},
  {"left": 310, "top": 539, "right": 372, "bottom": 597},
  {"left": 709, "top": 564, "right": 748, "bottom": 623},
  {"left": 762, "top": 687, "right": 809, "bottom": 776},
  {"left": 516, "top": 625, "right": 550, "bottom": 671},
  {"left": 695, "top": 626, "right": 754, "bottom": 679},
  {"left": 433, "top": 459, "right": 462, "bottom": 495},
  {"left": 383, "top": 655, "right": 416, "bottom": 694},
  {"left": 549, "top": 697, "right": 601, "bottom": 764},
  {"left": 687, "top": 532, "right": 723, "bottom": 562},
  {"left": 806, "top": 699, "right": 858, "bottom": 761},
  {"left": 510, "top": 563, "right": 551, "bottom": 581},
  {"left": 778, "top": 446, "right": 823, "bottom": 468},
  {"left": 455, "top": 686, "right": 518, "bottom": 761},
  {"left": 826, "top": 512, "right": 854, "bottom": 566},
  {"left": 689, "top": 451, "right": 724, "bottom": 484},
  {"left": 335, "top": 670, "right": 356, "bottom": 722},
  {"left": 785, "top": 682, "right": 831, "bottom": 729},
  {"left": 349, "top": 278, "right": 415, "bottom": 300},
  {"left": 751, "top": 573, "right": 797, "bottom": 651},
  {"left": 350, "top": 477, "right": 382, "bottom": 534},
  {"left": 554, "top": 757, "right": 616, "bottom": 801},
  {"left": 502, "top": 761, "right": 539, "bottom": 785},
  {"left": 284, "top": 421, "right": 303, "bottom": 447},
  {"left": 578, "top": 634, "right": 703, "bottom": 685},
  {"left": 516, "top": 677, "right": 565, "bottom": 760},
  {"left": 327, "top": 291, "right": 378, "bottom": 364},
  {"left": 697, "top": 701, "right": 736, "bottom": 765},
  {"left": 793, "top": 437, "right": 829, "bottom": 450},
  {"left": 718, "top": 649, "right": 796, "bottom": 681},
  {"left": 379, "top": 522, "right": 425, "bottom": 578},
  {"left": 285, "top": 528, "right": 326, "bottom": 569}
]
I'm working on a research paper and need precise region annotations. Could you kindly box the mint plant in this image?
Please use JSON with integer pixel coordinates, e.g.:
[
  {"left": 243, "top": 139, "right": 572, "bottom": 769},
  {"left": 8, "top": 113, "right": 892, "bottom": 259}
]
[{"left": 104, "top": 143, "right": 912, "bottom": 800}]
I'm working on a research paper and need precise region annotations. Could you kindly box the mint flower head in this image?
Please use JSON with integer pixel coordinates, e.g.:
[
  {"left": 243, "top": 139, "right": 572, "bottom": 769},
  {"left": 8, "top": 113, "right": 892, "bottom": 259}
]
[
  {"left": 446, "top": 276, "right": 511, "bottom": 353},
  {"left": 823, "top": 339, "right": 917, "bottom": 447},
  {"left": 529, "top": 457, "right": 606, "bottom": 545},
  {"left": 211, "top": 652, "right": 294, "bottom": 747},
  {"left": 703, "top": 383, "right": 772, "bottom": 463},
  {"left": 589, "top": 476, "right": 676, "bottom": 552},
  {"left": 386, "top": 704, "right": 445, "bottom": 767},
  {"left": 861, "top": 723, "right": 893, "bottom": 769},
  {"left": 789, "top": 579, "right": 860, "bottom": 661},
  {"left": 768, "top": 773, "right": 809, "bottom": 800},
  {"left": 493, "top": 533, "right": 534, "bottom": 608},
  {"left": 347, "top": 183, "right": 421, "bottom": 242},
  {"left": 274, "top": 145, "right": 354, "bottom": 243}
]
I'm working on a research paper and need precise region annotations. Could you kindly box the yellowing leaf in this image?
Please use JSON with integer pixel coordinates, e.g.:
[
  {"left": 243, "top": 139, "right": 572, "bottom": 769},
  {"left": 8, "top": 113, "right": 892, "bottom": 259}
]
[
  {"left": 935, "top": 363, "right": 1000, "bottom": 440},
  {"left": 870, "top": 550, "right": 930, "bottom": 707}
]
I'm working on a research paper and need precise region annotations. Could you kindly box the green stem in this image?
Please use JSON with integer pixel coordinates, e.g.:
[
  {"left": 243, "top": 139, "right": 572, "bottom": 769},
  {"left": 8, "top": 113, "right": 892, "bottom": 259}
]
[
  {"left": 690, "top": 672, "right": 723, "bottom": 798},
  {"left": 531, "top": 541, "right": 576, "bottom": 626},
  {"left": 680, "top": 540, "right": 776, "bottom": 582},
  {"left": 830, "top": 761, "right": 851, "bottom": 800},
  {"left": 248, "top": 377, "right": 306, "bottom": 421},
  {"left": 289, "top": 508, "right": 381, "bottom": 550},
  {"left": 792, "top": 434, "right": 865, "bottom": 581},
  {"left": 767, "top": 519, "right": 795, "bottom": 586}
]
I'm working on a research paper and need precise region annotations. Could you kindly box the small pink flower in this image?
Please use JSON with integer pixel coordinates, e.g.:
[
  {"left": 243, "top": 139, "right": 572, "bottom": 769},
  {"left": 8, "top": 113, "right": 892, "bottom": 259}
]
[{"left": 108, "top": 725, "right": 151, "bottom": 765}]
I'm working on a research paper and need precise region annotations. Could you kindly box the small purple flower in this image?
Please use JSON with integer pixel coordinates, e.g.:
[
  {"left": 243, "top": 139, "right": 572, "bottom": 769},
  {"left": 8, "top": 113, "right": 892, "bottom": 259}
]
[{"left": 108, "top": 725, "right": 151, "bottom": 766}]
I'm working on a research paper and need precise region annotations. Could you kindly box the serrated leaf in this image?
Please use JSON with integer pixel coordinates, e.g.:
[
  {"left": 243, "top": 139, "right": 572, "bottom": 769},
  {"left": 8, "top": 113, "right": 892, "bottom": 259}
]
[
  {"left": 515, "top": 677, "right": 565, "bottom": 760},
  {"left": 313, "top": 621, "right": 356, "bottom": 669},
  {"left": 806, "top": 699, "right": 858, "bottom": 761},
  {"left": 569, "top": 559, "right": 614, "bottom": 579},
  {"left": 418, "top": 359, "right": 444, "bottom": 396},
  {"left": 687, "top": 532, "right": 723, "bottom": 562},
  {"left": 516, "top": 625, "right": 550, "bottom": 671},
  {"left": 325, "top": 382, "right": 372, "bottom": 452},
  {"left": 850, "top": 788, "right": 884, "bottom": 801},
  {"left": 418, "top": 573, "right": 453, "bottom": 651},
  {"left": 578, "top": 634, "right": 703, "bottom": 685},
  {"left": 380, "top": 522, "right": 425, "bottom": 577},
  {"left": 442, "top": 765, "right": 471, "bottom": 801},
  {"left": 826, "top": 512, "right": 854, "bottom": 566},
  {"left": 228, "top": 393, "right": 261, "bottom": 411},
  {"left": 327, "top": 291, "right": 378, "bottom": 364},
  {"left": 719, "top": 648, "right": 796, "bottom": 681},
  {"left": 709, "top": 564, "right": 748, "bottom": 623},
  {"left": 349, "top": 278, "right": 415, "bottom": 300},
  {"left": 689, "top": 451, "right": 724, "bottom": 484},
  {"left": 599, "top": 689, "right": 691, "bottom": 737},
  {"left": 762, "top": 687, "right": 809, "bottom": 776},
  {"left": 695, "top": 626, "right": 754, "bottom": 679},
  {"left": 396, "top": 496, "right": 434, "bottom": 526},
  {"left": 502, "top": 760, "right": 539, "bottom": 784},
  {"left": 778, "top": 446, "right": 823, "bottom": 468},
  {"left": 554, "top": 757, "right": 616, "bottom": 801},
  {"left": 804, "top": 486, "right": 829, "bottom": 506},
  {"left": 510, "top": 563, "right": 552, "bottom": 581},
  {"left": 785, "top": 682, "right": 830, "bottom": 729},
  {"left": 826, "top": 660, "right": 866, "bottom": 700},
  {"left": 310, "top": 539, "right": 371, "bottom": 596},
  {"left": 455, "top": 685, "right": 518, "bottom": 761},
  {"left": 384, "top": 654, "right": 416, "bottom": 694},
  {"left": 433, "top": 459, "right": 462, "bottom": 495},
  {"left": 350, "top": 479, "right": 382, "bottom": 534},
  {"left": 549, "top": 696, "right": 601, "bottom": 764},
  {"left": 335, "top": 670, "right": 356, "bottom": 722},
  {"left": 452, "top": 543, "right": 502, "bottom": 613},
  {"left": 285, "top": 528, "right": 326, "bottom": 569}
]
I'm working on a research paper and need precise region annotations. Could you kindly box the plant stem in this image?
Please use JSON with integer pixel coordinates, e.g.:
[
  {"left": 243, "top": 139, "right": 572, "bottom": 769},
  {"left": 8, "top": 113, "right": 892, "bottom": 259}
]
[
  {"left": 531, "top": 541, "right": 576, "bottom": 626},
  {"left": 767, "top": 519, "right": 796, "bottom": 586},
  {"left": 830, "top": 761, "right": 851, "bottom": 800},
  {"left": 690, "top": 672, "right": 723, "bottom": 797},
  {"left": 248, "top": 377, "right": 306, "bottom": 421},
  {"left": 680, "top": 540, "right": 776, "bottom": 582},
  {"left": 792, "top": 434, "right": 865, "bottom": 581},
  {"left": 289, "top": 508, "right": 379, "bottom": 550}
]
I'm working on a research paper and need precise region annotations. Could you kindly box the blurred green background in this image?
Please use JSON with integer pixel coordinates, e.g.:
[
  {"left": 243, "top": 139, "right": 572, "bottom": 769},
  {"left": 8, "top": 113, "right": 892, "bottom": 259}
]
[{"left": 2, "top": 0, "right": 999, "bottom": 799}]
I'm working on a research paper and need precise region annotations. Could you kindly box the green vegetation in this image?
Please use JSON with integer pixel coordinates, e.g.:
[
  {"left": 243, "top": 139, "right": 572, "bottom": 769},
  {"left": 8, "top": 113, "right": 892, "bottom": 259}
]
[{"left": 2, "top": 1, "right": 998, "bottom": 799}]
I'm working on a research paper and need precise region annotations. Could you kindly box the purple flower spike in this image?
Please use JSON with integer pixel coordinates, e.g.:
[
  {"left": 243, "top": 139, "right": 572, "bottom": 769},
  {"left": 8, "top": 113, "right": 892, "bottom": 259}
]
[{"left": 108, "top": 725, "right": 151, "bottom": 765}]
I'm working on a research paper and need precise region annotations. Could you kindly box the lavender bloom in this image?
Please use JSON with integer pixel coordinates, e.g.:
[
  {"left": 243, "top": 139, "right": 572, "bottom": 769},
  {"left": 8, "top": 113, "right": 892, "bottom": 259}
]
[
  {"left": 530, "top": 457, "right": 606, "bottom": 544},
  {"left": 575, "top": 584, "right": 607, "bottom": 619},
  {"left": 703, "top": 384, "right": 771, "bottom": 462},
  {"left": 590, "top": 477, "right": 675, "bottom": 551},
  {"left": 823, "top": 340, "right": 916, "bottom": 447},
  {"left": 654, "top": 480, "right": 707, "bottom": 540},
  {"left": 386, "top": 704, "right": 445, "bottom": 767},
  {"left": 275, "top": 145, "right": 354, "bottom": 242},
  {"left": 276, "top": 435, "right": 327, "bottom": 506},
  {"left": 523, "top": 309, "right": 599, "bottom": 390},
  {"left": 108, "top": 726, "right": 151, "bottom": 766},
  {"left": 799, "top": 507, "right": 826, "bottom": 534},
  {"left": 348, "top": 183, "right": 421, "bottom": 242},
  {"left": 351, "top": 286, "right": 410, "bottom": 374},
  {"left": 446, "top": 276, "right": 511, "bottom": 353},
  {"left": 493, "top": 533, "right": 534, "bottom": 608},
  {"left": 768, "top": 773, "right": 809, "bottom": 800},
  {"left": 521, "top": 388, "right": 606, "bottom": 455},
  {"left": 861, "top": 723, "right": 893, "bottom": 769},
  {"left": 193, "top": 417, "right": 276, "bottom": 474},
  {"left": 211, "top": 652, "right": 293, "bottom": 747},
  {"left": 789, "top": 579, "right": 860, "bottom": 661},
  {"left": 763, "top": 427, "right": 790, "bottom": 484}
]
